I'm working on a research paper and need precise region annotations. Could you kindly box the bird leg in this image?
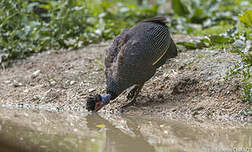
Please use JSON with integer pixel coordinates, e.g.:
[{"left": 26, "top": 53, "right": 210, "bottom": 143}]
[
  {"left": 121, "top": 84, "right": 143, "bottom": 108},
  {"left": 126, "top": 85, "right": 138, "bottom": 100}
]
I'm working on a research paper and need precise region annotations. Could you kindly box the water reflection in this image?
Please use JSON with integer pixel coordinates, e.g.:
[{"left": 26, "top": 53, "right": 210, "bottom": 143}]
[
  {"left": 86, "top": 114, "right": 155, "bottom": 152},
  {"left": 0, "top": 107, "right": 251, "bottom": 152}
]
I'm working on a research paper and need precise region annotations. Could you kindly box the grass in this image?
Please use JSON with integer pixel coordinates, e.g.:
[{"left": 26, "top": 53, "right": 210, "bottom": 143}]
[{"left": 191, "top": 24, "right": 233, "bottom": 36}]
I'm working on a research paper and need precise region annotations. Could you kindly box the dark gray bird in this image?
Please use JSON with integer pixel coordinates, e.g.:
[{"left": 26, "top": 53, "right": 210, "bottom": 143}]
[{"left": 86, "top": 17, "right": 177, "bottom": 112}]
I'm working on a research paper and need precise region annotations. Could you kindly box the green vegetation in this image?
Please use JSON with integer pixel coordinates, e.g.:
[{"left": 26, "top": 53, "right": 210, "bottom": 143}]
[
  {"left": 171, "top": 0, "right": 252, "bottom": 107},
  {"left": 0, "top": 0, "right": 159, "bottom": 63}
]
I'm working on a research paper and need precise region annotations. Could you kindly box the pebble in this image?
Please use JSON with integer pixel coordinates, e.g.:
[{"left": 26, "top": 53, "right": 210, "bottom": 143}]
[
  {"left": 80, "top": 82, "right": 90, "bottom": 86},
  {"left": 171, "top": 108, "right": 177, "bottom": 112},
  {"left": 192, "top": 111, "right": 199, "bottom": 116},
  {"left": 70, "top": 81, "right": 76, "bottom": 85},
  {"left": 247, "top": 116, "right": 252, "bottom": 123},
  {"left": 192, "top": 106, "right": 204, "bottom": 112},
  {"left": 88, "top": 88, "right": 96, "bottom": 93},
  {"left": 65, "top": 80, "right": 69, "bottom": 84},
  {"left": 50, "top": 80, "right": 57, "bottom": 85},
  {"left": 31, "top": 70, "right": 41, "bottom": 79},
  {"left": 73, "top": 128, "right": 78, "bottom": 132},
  {"left": 4, "top": 80, "right": 11, "bottom": 84},
  {"left": 13, "top": 81, "right": 23, "bottom": 87},
  {"left": 24, "top": 89, "right": 29, "bottom": 93}
]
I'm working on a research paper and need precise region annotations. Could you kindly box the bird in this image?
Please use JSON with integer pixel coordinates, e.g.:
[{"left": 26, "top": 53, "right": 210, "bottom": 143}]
[{"left": 86, "top": 16, "right": 177, "bottom": 112}]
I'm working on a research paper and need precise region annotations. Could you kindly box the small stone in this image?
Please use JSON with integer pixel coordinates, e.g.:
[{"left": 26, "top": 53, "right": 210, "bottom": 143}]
[
  {"left": 157, "top": 93, "right": 164, "bottom": 98},
  {"left": 24, "top": 112, "right": 29, "bottom": 117},
  {"left": 13, "top": 81, "right": 22, "bottom": 87},
  {"left": 50, "top": 80, "right": 56, "bottom": 85},
  {"left": 70, "top": 81, "right": 76, "bottom": 85},
  {"left": 233, "top": 39, "right": 245, "bottom": 49},
  {"left": 4, "top": 80, "right": 11, "bottom": 84},
  {"left": 247, "top": 116, "right": 252, "bottom": 123},
  {"left": 171, "top": 108, "right": 177, "bottom": 112},
  {"left": 192, "top": 111, "right": 199, "bottom": 116},
  {"left": 24, "top": 89, "right": 29, "bottom": 93},
  {"left": 73, "top": 128, "right": 78, "bottom": 132},
  {"left": 80, "top": 82, "right": 90, "bottom": 86},
  {"left": 192, "top": 106, "right": 204, "bottom": 112},
  {"left": 31, "top": 70, "right": 40, "bottom": 79},
  {"left": 88, "top": 88, "right": 96, "bottom": 93}
]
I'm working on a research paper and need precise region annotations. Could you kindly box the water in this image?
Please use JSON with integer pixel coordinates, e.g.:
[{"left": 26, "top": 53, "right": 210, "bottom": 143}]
[{"left": 0, "top": 107, "right": 251, "bottom": 152}]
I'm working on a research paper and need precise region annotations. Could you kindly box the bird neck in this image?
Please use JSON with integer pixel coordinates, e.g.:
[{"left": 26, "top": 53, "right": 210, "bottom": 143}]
[
  {"left": 101, "top": 94, "right": 111, "bottom": 105},
  {"left": 106, "top": 91, "right": 117, "bottom": 100}
]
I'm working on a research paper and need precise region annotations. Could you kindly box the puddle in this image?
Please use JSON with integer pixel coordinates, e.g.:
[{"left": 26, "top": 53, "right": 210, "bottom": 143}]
[{"left": 0, "top": 107, "right": 252, "bottom": 152}]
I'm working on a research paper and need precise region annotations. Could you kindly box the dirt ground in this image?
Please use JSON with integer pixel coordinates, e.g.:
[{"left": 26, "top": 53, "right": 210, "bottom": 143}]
[{"left": 0, "top": 35, "right": 251, "bottom": 123}]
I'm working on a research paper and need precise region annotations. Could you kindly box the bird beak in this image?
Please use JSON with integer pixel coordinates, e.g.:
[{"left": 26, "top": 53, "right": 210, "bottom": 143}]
[{"left": 94, "top": 101, "right": 103, "bottom": 112}]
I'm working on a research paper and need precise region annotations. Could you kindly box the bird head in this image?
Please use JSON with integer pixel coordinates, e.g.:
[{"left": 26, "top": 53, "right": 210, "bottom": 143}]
[{"left": 86, "top": 94, "right": 111, "bottom": 112}]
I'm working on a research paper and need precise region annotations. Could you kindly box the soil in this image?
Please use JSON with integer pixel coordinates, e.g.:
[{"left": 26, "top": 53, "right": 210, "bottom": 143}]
[{"left": 0, "top": 35, "right": 251, "bottom": 123}]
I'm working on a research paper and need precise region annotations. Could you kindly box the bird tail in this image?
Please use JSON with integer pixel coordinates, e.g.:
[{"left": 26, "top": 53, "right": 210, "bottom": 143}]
[{"left": 142, "top": 16, "right": 168, "bottom": 25}]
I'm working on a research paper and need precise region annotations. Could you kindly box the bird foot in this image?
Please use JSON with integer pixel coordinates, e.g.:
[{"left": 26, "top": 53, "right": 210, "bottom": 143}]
[
  {"left": 126, "top": 87, "right": 138, "bottom": 99},
  {"left": 121, "top": 99, "right": 136, "bottom": 109}
]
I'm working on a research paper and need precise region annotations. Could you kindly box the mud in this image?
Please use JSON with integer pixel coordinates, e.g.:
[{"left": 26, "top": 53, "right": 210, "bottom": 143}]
[{"left": 0, "top": 35, "right": 251, "bottom": 122}]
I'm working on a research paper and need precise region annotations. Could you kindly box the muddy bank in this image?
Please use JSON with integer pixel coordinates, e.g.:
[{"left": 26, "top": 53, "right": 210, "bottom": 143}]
[{"left": 0, "top": 35, "right": 251, "bottom": 122}]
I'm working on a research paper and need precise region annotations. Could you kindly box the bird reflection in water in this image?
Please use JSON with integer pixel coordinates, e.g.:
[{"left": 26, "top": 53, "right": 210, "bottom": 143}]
[{"left": 86, "top": 114, "right": 155, "bottom": 152}]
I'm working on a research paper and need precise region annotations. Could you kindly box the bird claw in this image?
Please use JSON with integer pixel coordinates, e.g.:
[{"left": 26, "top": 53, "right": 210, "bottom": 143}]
[{"left": 126, "top": 87, "right": 137, "bottom": 99}]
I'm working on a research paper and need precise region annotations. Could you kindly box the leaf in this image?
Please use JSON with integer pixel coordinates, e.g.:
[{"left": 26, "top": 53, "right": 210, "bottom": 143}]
[
  {"left": 96, "top": 124, "right": 105, "bottom": 128},
  {"left": 239, "top": 10, "right": 252, "bottom": 27},
  {"left": 176, "top": 41, "right": 196, "bottom": 49},
  {"left": 176, "top": 38, "right": 210, "bottom": 49},
  {"left": 171, "top": 0, "right": 189, "bottom": 16},
  {"left": 209, "top": 35, "right": 231, "bottom": 45},
  {"left": 39, "top": 4, "right": 51, "bottom": 10}
]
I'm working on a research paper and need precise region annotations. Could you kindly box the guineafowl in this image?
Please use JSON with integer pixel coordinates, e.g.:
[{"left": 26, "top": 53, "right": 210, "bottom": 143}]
[{"left": 86, "top": 17, "right": 177, "bottom": 112}]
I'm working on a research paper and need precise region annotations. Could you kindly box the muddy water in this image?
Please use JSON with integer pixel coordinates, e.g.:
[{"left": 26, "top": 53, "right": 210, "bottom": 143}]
[{"left": 0, "top": 107, "right": 252, "bottom": 152}]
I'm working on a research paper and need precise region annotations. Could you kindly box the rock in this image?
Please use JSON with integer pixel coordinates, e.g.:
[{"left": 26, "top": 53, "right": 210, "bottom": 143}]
[
  {"left": 24, "top": 89, "right": 29, "bottom": 93},
  {"left": 233, "top": 40, "right": 246, "bottom": 49},
  {"left": 50, "top": 79, "right": 57, "bottom": 85},
  {"left": 171, "top": 108, "right": 177, "bottom": 112},
  {"left": 31, "top": 70, "right": 41, "bottom": 79},
  {"left": 4, "top": 80, "right": 11, "bottom": 84},
  {"left": 192, "top": 111, "right": 199, "bottom": 116},
  {"left": 80, "top": 82, "right": 90, "bottom": 86},
  {"left": 70, "top": 81, "right": 76, "bottom": 85},
  {"left": 65, "top": 80, "right": 70, "bottom": 84},
  {"left": 247, "top": 116, "right": 252, "bottom": 123},
  {"left": 88, "top": 88, "right": 96, "bottom": 93},
  {"left": 192, "top": 106, "right": 204, "bottom": 112},
  {"left": 13, "top": 80, "right": 23, "bottom": 87}
]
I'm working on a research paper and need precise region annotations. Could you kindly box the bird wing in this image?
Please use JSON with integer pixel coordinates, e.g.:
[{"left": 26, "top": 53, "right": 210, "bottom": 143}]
[
  {"left": 142, "top": 16, "right": 168, "bottom": 25},
  {"left": 105, "top": 17, "right": 169, "bottom": 72},
  {"left": 104, "top": 28, "right": 129, "bottom": 72}
]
